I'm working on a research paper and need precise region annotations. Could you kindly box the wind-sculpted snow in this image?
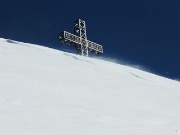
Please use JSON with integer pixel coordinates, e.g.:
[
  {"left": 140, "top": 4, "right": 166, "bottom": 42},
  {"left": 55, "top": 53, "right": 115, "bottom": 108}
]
[
  {"left": 0, "top": 38, "right": 180, "bottom": 135},
  {"left": 64, "top": 53, "right": 95, "bottom": 65}
]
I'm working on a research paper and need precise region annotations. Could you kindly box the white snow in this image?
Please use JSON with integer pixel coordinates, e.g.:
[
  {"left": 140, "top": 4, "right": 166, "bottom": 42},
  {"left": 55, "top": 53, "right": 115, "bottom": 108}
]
[{"left": 0, "top": 38, "right": 180, "bottom": 135}]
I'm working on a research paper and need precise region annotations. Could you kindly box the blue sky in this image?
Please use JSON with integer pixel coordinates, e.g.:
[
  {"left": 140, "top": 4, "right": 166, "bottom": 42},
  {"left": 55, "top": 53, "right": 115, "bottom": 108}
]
[{"left": 0, "top": 0, "right": 179, "bottom": 80}]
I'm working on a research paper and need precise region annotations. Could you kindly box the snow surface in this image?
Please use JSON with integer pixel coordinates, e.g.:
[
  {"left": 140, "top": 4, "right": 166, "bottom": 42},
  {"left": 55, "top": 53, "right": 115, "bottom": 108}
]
[{"left": 0, "top": 38, "right": 180, "bottom": 135}]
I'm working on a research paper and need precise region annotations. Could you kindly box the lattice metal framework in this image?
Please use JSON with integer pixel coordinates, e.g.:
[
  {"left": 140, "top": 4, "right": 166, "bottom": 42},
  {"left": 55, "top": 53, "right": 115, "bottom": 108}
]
[{"left": 58, "top": 19, "right": 103, "bottom": 57}]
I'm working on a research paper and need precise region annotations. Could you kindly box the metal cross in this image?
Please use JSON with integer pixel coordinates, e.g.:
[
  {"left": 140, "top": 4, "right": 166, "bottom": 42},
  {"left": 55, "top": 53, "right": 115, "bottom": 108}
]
[{"left": 58, "top": 19, "right": 103, "bottom": 57}]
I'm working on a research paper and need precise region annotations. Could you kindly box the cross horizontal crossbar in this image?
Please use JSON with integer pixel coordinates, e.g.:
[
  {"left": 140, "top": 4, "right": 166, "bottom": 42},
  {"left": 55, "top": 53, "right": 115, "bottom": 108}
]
[{"left": 59, "top": 31, "right": 103, "bottom": 53}]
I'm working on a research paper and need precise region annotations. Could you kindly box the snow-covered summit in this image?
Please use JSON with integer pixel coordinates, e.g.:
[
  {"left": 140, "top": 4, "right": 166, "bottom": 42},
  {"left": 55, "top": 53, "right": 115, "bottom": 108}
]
[{"left": 0, "top": 38, "right": 180, "bottom": 135}]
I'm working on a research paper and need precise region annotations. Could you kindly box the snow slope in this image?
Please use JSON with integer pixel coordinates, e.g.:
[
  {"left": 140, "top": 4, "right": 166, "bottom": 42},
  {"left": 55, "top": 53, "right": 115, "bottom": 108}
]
[{"left": 0, "top": 38, "right": 180, "bottom": 135}]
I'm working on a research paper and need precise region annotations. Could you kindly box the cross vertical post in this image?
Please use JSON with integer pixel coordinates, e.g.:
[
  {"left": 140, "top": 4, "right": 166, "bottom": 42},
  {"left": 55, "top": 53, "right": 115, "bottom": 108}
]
[{"left": 74, "top": 19, "right": 88, "bottom": 57}]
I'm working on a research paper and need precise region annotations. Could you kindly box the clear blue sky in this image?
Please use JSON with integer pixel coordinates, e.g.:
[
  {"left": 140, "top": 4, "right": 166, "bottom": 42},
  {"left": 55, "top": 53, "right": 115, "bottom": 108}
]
[{"left": 0, "top": 0, "right": 180, "bottom": 80}]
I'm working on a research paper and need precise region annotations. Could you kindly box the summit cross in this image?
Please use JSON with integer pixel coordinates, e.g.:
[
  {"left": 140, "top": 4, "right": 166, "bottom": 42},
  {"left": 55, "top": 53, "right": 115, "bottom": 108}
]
[{"left": 58, "top": 19, "right": 103, "bottom": 57}]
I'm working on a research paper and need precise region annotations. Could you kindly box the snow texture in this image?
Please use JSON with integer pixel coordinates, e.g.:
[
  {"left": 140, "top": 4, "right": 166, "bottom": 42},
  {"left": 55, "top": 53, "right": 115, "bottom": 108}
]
[{"left": 0, "top": 38, "right": 180, "bottom": 135}]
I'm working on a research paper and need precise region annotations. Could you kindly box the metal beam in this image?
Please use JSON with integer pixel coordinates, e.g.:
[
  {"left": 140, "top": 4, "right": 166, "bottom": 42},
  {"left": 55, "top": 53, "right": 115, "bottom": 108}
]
[{"left": 59, "top": 31, "right": 103, "bottom": 53}]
